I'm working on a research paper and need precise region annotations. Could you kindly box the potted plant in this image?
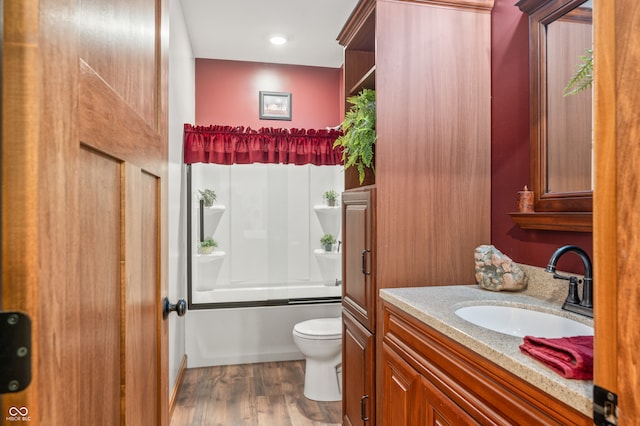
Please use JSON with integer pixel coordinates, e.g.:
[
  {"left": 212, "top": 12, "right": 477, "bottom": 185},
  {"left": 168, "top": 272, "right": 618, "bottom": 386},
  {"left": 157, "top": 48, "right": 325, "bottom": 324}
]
[
  {"left": 320, "top": 234, "right": 337, "bottom": 252},
  {"left": 198, "top": 237, "right": 218, "bottom": 254},
  {"left": 333, "top": 88, "right": 376, "bottom": 185},
  {"left": 323, "top": 190, "right": 339, "bottom": 207},
  {"left": 198, "top": 189, "right": 217, "bottom": 207}
]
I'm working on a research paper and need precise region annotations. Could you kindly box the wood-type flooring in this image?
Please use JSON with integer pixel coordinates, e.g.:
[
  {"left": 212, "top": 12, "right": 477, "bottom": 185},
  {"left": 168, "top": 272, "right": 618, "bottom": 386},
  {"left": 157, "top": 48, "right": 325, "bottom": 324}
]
[{"left": 171, "top": 360, "right": 342, "bottom": 426}]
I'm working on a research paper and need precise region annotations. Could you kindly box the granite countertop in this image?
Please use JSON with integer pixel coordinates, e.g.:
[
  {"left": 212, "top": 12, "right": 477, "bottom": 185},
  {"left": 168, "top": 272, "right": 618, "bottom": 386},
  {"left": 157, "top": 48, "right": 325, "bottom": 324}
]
[{"left": 379, "top": 283, "right": 594, "bottom": 418}]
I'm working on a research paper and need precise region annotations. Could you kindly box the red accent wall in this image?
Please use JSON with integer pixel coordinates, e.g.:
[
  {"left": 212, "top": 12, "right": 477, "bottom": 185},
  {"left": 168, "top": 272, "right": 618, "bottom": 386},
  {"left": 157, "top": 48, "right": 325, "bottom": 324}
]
[
  {"left": 195, "top": 59, "right": 342, "bottom": 130},
  {"left": 490, "top": 0, "right": 592, "bottom": 273}
]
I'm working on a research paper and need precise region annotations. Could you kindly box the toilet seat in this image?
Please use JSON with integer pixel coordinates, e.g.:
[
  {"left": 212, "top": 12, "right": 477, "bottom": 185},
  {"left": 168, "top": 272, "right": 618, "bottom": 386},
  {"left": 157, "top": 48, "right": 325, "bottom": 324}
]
[{"left": 293, "top": 318, "right": 341, "bottom": 340}]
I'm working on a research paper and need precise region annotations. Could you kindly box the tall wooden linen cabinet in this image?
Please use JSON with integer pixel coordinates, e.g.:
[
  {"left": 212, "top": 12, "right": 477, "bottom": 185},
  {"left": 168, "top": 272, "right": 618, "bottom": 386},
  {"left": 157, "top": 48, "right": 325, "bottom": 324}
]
[{"left": 337, "top": 0, "right": 494, "bottom": 424}]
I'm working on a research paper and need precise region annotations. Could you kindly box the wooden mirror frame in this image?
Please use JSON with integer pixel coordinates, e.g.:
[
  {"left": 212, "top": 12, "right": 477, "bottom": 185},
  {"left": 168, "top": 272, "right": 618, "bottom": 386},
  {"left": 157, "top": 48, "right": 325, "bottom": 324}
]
[{"left": 512, "top": 0, "right": 592, "bottom": 232}]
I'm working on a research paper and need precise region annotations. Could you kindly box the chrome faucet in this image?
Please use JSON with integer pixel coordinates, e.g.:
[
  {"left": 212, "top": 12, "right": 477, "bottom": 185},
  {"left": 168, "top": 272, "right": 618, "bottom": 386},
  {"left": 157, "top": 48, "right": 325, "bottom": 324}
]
[{"left": 545, "top": 245, "right": 593, "bottom": 318}]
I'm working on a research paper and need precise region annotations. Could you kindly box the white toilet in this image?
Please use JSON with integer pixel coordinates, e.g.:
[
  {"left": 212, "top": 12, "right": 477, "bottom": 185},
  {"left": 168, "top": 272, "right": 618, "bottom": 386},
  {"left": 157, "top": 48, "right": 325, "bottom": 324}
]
[{"left": 292, "top": 317, "right": 343, "bottom": 401}]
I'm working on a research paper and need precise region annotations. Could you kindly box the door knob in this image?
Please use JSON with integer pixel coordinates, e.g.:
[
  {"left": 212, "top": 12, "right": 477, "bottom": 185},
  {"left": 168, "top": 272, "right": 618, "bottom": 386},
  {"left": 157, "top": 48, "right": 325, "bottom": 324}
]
[{"left": 162, "top": 297, "right": 187, "bottom": 319}]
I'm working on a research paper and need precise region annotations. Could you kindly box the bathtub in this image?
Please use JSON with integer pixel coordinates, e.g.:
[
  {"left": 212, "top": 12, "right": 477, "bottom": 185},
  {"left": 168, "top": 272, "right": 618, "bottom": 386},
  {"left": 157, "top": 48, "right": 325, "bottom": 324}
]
[
  {"left": 185, "top": 300, "right": 342, "bottom": 367},
  {"left": 190, "top": 280, "right": 341, "bottom": 305}
]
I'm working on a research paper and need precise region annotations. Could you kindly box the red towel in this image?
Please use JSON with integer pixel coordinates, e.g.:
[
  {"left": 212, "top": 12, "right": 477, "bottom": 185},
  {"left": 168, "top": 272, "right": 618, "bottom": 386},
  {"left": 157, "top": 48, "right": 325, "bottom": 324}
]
[{"left": 519, "top": 335, "right": 593, "bottom": 380}]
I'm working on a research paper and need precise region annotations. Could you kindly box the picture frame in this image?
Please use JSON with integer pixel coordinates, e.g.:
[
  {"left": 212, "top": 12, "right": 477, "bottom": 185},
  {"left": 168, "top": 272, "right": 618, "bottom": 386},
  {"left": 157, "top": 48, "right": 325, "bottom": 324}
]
[{"left": 259, "top": 91, "right": 292, "bottom": 121}]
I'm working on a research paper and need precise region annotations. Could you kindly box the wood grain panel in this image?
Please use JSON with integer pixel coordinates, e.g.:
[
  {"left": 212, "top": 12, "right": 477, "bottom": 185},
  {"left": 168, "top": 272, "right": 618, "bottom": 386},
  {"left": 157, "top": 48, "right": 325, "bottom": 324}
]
[
  {"left": 78, "top": 147, "right": 122, "bottom": 425},
  {"left": 79, "top": 61, "right": 164, "bottom": 175},
  {"left": 376, "top": 2, "right": 491, "bottom": 288},
  {"left": 597, "top": 0, "right": 640, "bottom": 421},
  {"left": 592, "top": 0, "right": 617, "bottom": 398},
  {"left": 2, "top": 0, "right": 41, "bottom": 419},
  {"left": 124, "top": 167, "right": 160, "bottom": 425},
  {"left": 79, "top": 0, "right": 158, "bottom": 126}
]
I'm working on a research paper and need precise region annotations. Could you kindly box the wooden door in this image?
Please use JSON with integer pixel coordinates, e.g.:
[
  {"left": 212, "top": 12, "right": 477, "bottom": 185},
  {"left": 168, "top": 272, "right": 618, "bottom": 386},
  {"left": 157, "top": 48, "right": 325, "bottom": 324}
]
[
  {"left": 343, "top": 310, "right": 375, "bottom": 426},
  {"left": 1, "top": 0, "right": 169, "bottom": 424},
  {"left": 342, "top": 187, "right": 376, "bottom": 332},
  {"left": 594, "top": 0, "right": 640, "bottom": 422}
]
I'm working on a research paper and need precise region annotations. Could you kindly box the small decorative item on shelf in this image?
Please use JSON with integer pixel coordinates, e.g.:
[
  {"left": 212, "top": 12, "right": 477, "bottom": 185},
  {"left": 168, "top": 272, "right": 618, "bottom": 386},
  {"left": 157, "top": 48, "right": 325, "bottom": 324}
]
[
  {"left": 517, "top": 185, "right": 534, "bottom": 213},
  {"left": 323, "top": 190, "right": 339, "bottom": 207},
  {"left": 320, "top": 234, "right": 337, "bottom": 252},
  {"left": 198, "top": 189, "right": 216, "bottom": 207},
  {"left": 198, "top": 237, "right": 218, "bottom": 255}
]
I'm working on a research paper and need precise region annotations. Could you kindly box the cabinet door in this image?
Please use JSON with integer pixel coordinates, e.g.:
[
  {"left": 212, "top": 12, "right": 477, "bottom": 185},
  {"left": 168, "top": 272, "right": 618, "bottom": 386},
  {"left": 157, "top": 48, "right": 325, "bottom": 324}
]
[
  {"left": 421, "top": 376, "right": 481, "bottom": 426},
  {"left": 381, "top": 343, "right": 421, "bottom": 426},
  {"left": 343, "top": 310, "right": 375, "bottom": 426},
  {"left": 342, "top": 187, "right": 376, "bottom": 332}
]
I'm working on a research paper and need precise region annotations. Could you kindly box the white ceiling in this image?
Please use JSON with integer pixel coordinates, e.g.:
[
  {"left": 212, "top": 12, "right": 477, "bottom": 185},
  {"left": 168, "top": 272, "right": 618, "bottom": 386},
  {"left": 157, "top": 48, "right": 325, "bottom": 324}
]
[{"left": 180, "top": 0, "right": 359, "bottom": 69}]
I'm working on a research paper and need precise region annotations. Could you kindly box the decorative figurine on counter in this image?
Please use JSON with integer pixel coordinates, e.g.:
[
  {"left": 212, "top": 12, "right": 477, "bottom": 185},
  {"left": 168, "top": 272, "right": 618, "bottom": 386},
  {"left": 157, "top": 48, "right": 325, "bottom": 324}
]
[{"left": 474, "top": 245, "right": 528, "bottom": 291}]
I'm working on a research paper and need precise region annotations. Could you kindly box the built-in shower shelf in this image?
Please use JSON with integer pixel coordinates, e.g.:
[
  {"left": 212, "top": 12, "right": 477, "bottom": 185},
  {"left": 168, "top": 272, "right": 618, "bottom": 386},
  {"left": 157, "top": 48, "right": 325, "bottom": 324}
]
[
  {"left": 196, "top": 251, "right": 226, "bottom": 263},
  {"left": 194, "top": 251, "right": 225, "bottom": 292},
  {"left": 313, "top": 249, "right": 341, "bottom": 283},
  {"left": 313, "top": 249, "right": 341, "bottom": 258},
  {"left": 313, "top": 205, "right": 341, "bottom": 238},
  {"left": 199, "top": 205, "right": 225, "bottom": 239}
]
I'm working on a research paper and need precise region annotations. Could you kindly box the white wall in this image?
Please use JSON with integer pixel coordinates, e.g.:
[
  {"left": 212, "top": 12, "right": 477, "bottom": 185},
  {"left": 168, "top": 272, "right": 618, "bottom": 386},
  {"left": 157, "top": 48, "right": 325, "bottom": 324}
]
[{"left": 168, "top": 0, "right": 194, "bottom": 398}]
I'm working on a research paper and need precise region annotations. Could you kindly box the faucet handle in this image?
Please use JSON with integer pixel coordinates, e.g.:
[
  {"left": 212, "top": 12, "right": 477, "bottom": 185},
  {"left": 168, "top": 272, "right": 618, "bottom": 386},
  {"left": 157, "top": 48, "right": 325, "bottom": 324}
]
[
  {"left": 565, "top": 276, "right": 581, "bottom": 305},
  {"left": 551, "top": 271, "right": 572, "bottom": 281}
]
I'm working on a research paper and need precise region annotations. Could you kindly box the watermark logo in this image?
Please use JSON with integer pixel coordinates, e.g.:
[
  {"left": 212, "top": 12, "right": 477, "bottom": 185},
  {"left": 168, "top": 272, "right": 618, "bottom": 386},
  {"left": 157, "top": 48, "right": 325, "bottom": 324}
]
[{"left": 6, "top": 406, "right": 31, "bottom": 422}]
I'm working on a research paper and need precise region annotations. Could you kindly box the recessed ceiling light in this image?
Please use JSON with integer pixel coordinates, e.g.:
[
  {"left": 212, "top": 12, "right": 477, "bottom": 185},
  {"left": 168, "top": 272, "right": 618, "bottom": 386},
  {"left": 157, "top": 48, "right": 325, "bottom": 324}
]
[{"left": 270, "top": 36, "right": 287, "bottom": 45}]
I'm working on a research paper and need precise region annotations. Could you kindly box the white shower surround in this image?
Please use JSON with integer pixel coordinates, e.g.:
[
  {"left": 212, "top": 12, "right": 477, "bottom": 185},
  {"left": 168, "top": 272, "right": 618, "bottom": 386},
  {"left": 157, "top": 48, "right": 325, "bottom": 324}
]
[
  {"left": 191, "top": 163, "right": 344, "bottom": 304},
  {"left": 187, "top": 162, "right": 344, "bottom": 366}
]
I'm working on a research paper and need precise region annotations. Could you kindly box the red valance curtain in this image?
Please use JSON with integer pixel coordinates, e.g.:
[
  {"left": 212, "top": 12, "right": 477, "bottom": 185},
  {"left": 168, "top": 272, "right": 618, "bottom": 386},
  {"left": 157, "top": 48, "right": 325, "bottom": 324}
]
[{"left": 183, "top": 124, "right": 344, "bottom": 166}]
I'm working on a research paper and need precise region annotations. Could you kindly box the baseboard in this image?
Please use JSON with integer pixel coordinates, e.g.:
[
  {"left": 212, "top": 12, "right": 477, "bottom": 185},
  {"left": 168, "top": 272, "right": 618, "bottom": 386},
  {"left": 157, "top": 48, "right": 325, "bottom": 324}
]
[
  {"left": 186, "top": 350, "right": 303, "bottom": 368},
  {"left": 169, "top": 354, "right": 188, "bottom": 420}
]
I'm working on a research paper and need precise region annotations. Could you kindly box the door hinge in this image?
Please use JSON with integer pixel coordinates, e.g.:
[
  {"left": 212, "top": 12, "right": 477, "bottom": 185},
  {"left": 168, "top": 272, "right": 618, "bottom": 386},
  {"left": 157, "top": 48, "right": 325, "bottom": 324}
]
[
  {"left": 594, "top": 385, "right": 618, "bottom": 426},
  {"left": 0, "top": 311, "right": 32, "bottom": 394}
]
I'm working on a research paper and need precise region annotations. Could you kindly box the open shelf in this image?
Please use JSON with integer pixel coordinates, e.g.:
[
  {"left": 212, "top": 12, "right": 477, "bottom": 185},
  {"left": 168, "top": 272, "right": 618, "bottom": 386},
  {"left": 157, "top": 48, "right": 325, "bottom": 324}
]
[{"left": 509, "top": 212, "right": 592, "bottom": 232}]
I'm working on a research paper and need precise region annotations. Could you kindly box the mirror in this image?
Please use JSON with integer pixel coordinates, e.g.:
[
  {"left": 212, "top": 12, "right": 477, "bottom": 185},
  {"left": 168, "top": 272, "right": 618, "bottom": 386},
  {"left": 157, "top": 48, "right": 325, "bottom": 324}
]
[{"left": 515, "top": 0, "right": 593, "bottom": 232}]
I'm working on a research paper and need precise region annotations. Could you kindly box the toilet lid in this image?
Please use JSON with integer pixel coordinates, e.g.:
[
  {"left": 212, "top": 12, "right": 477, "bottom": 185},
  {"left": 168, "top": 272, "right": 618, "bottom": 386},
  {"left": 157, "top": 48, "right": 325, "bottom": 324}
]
[{"left": 294, "top": 317, "right": 342, "bottom": 339}]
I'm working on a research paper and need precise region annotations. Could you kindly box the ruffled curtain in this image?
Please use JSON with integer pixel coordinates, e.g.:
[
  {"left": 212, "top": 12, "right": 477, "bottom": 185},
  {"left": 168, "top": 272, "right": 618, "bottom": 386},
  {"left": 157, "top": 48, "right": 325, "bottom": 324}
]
[{"left": 183, "top": 124, "right": 344, "bottom": 166}]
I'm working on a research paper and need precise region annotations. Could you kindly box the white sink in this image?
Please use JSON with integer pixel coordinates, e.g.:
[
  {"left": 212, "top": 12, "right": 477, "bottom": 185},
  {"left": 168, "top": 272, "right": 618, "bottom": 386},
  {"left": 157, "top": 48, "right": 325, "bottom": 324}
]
[{"left": 454, "top": 305, "right": 594, "bottom": 338}]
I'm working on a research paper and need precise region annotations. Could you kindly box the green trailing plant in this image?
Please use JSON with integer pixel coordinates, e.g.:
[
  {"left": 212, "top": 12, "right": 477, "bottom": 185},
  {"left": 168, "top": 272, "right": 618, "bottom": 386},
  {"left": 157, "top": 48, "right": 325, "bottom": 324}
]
[
  {"left": 564, "top": 48, "right": 593, "bottom": 96},
  {"left": 320, "top": 234, "right": 337, "bottom": 246},
  {"left": 323, "top": 190, "right": 338, "bottom": 205},
  {"left": 333, "top": 88, "right": 376, "bottom": 184},
  {"left": 198, "top": 189, "right": 217, "bottom": 207}
]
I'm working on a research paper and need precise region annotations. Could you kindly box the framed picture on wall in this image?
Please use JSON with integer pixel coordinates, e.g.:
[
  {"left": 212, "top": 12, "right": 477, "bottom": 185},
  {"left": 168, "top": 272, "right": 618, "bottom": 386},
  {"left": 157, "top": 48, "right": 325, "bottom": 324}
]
[{"left": 259, "top": 91, "right": 292, "bottom": 121}]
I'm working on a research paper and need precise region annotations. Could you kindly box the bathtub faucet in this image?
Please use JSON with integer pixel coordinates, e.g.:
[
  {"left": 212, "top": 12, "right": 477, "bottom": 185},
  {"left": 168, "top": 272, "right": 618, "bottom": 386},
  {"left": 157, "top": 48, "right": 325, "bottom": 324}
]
[
  {"left": 545, "top": 245, "right": 593, "bottom": 318},
  {"left": 335, "top": 278, "right": 342, "bottom": 286}
]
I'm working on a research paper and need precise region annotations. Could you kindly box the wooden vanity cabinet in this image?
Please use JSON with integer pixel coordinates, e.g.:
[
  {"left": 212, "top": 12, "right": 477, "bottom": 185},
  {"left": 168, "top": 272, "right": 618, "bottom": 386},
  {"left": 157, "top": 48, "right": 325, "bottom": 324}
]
[{"left": 382, "top": 302, "right": 593, "bottom": 426}]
